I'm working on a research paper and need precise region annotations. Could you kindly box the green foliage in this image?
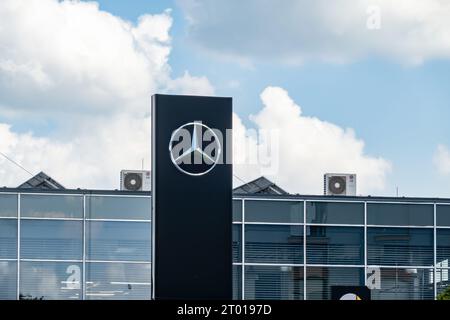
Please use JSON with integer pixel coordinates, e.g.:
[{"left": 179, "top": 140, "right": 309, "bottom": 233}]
[{"left": 437, "top": 286, "right": 450, "bottom": 300}]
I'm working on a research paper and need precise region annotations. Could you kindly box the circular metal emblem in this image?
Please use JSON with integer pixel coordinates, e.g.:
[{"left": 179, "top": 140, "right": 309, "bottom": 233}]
[
  {"left": 340, "top": 293, "right": 362, "bottom": 300},
  {"left": 168, "top": 121, "right": 222, "bottom": 176}
]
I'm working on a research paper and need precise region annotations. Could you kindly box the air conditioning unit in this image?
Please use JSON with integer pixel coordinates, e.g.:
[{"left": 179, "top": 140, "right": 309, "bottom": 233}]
[
  {"left": 324, "top": 173, "right": 356, "bottom": 196},
  {"left": 120, "top": 170, "right": 151, "bottom": 191}
]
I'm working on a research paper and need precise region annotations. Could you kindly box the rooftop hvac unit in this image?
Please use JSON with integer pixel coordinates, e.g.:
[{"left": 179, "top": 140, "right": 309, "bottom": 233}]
[
  {"left": 120, "top": 170, "right": 151, "bottom": 191},
  {"left": 324, "top": 173, "right": 356, "bottom": 196}
]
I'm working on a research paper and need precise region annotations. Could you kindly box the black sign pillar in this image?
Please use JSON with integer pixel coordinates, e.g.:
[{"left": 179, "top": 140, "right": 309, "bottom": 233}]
[{"left": 151, "top": 94, "right": 232, "bottom": 300}]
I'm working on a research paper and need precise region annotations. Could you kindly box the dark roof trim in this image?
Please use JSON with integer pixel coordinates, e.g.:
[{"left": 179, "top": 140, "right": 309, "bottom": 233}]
[
  {"left": 1, "top": 187, "right": 450, "bottom": 203},
  {"left": 0, "top": 187, "right": 151, "bottom": 196}
]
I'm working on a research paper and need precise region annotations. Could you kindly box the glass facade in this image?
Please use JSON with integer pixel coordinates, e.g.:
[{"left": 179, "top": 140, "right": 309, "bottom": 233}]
[
  {"left": 0, "top": 192, "right": 151, "bottom": 300},
  {"left": 1, "top": 191, "right": 450, "bottom": 300}
]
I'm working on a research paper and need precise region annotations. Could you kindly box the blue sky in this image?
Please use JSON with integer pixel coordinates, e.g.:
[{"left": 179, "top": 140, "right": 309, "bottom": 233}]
[
  {"left": 1, "top": 0, "right": 450, "bottom": 196},
  {"left": 91, "top": 0, "right": 450, "bottom": 197}
]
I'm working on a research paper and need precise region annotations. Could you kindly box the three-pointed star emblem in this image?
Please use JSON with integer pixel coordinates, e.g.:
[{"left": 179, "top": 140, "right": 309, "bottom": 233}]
[{"left": 169, "top": 121, "right": 221, "bottom": 176}]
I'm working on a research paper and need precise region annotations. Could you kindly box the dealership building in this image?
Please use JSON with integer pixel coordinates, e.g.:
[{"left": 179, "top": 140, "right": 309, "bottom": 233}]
[{"left": 0, "top": 173, "right": 450, "bottom": 300}]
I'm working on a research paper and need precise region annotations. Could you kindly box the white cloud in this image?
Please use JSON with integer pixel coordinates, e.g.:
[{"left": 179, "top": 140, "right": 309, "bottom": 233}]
[
  {"left": 0, "top": 0, "right": 214, "bottom": 188},
  {"left": 0, "top": 115, "right": 151, "bottom": 189},
  {"left": 178, "top": 0, "right": 450, "bottom": 64},
  {"left": 0, "top": 1, "right": 390, "bottom": 194},
  {"left": 434, "top": 144, "right": 450, "bottom": 175},
  {"left": 233, "top": 87, "right": 391, "bottom": 195},
  {"left": 167, "top": 71, "right": 215, "bottom": 96}
]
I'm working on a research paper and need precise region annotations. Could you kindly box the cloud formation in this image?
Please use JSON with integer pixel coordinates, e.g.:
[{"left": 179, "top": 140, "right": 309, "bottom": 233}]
[
  {"left": 233, "top": 87, "right": 391, "bottom": 195},
  {"left": 0, "top": 1, "right": 390, "bottom": 195},
  {"left": 0, "top": 0, "right": 213, "bottom": 189},
  {"left": 179, "top": 0, "right": 450, "bottom": 64},
  {"left": 434, "top": 145, "right": 450, "bottom": 175}
]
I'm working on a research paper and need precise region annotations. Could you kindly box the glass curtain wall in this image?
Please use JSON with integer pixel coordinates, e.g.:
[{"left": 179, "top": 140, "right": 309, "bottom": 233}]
[
  {"left": 2, "top": 192, "right": 450, "bottom": 300},
  {"left": 234, "top": 199, "right": 450, "bottom": 300},
  {"left": 0, "top": 193, "right": 151, "bottom": 300}
]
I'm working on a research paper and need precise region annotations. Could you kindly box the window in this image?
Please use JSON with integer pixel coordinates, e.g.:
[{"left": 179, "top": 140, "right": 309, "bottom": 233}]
[
  {"left": 233, "top": 265, "right": 242, "bottom": 300},
  {"left": 245, "top": 201, "right": 303, "bottom": 223},
  {"left": 0, "top": 261, "right": 17, "bottom": 300},
  {"left": 367, "top": 228, "right": 433, "bottom": 266},
  {"left": 0, "top": 220, "right": 17, "bottom": 259},
  {"left": 437, "top": 205, "right": 450, "bottom": 227},
  {"left": 306, "top": 202, "right": 364, "bottom": 225},
  {"left": 306, "top": 226, "right": 364, "bottom": 265},
  {"left": 86, "top": 196, "right": 150, "bottom": 220},
  {"left": 436, "top": 268, "right": 450, "bottom": 299},
  {"left": 86, "top": 221, "right": 151, "bottom": 261},
  {"left": 437, "top": 229, "right": 450, "bottom": 266},
  {"left": 245, "top": 225, "right": 303, "bottom": 264},
  {"left": 0, "top": 194, "right": 17, "bottom": 217},
  {"left": 370, "top": 268, "right": 434, "bottom": 300},
  {"left": 233, "top": 200, "right": 242, "bottom": 222},
  {"left": 367, "top": 203, "right": 433, "bottom": 226},
  {"left": 245, "top": 265, "right": 304, "bottom": 300},
  {"left": 86, "top": 262, "right": 151, "bottom": 300},
  {"left": 19, "top": 261, "right": 82, "bottom": 300},
  {"left": 306, "top": 267, "right": 364, "bottom": 300},
  {"left": 20, "top": 220, "right": 82, "bottom": 260},
  {"left": 233, "top": 224, "right": 242, "bottom": 263},
  {"left": 21, "top": 195, "right": 83, "bottom": 218}
]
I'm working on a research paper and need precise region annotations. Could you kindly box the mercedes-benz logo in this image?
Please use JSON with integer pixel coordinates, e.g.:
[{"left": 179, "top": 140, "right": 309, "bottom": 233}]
[{"left": 168, "top": 121, "right": 222, "bottom": 176}]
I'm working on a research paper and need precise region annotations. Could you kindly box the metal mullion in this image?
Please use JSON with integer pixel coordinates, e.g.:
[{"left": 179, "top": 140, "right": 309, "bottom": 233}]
[
  {"left": 305, "top": 264, "right": 365, "bottom": 268},
  {"left": 366, "top": 265, "right": 433, "bottom": 269},
  {"left": 244, "top": 222, "right": 304, "bottom": 226},
  {"left": 306, "top": 223, "right": 365, "bottom": 228},
  {"left": 364, "top": 201, "right": 368, "bottom": 286},
  {"left": 82, "top": 195, "right": 86, "bottom": 300},
  {"left": 241, "top": 199, "right": 245, "bottom": 300},
  {"left": 20, "top": 258, "right": 82, "bottom": 263},
  {"left": 85, "top": 194, "right": 151, "bottom": 199},
  {"left": 86, "top": 260, "right": 152, "bottom": 264},
  {"left": 303, "top": 201, "right": 307, "bottom": 300},
  {"left": 434, "top": 203, "right": 437, "bottom": 300},
  {"left": 366, "top": 224, "right": 434, "bottom": 229},
  {"left": 20, "top": 217, "right": 83, "bottom": 221},
  {"left": 16, "top": 193, "right": 20, "bottom": 300},
  {"left": 244, "top": 262, "right": 304, "bottom": 267},
  {"left": 86, "top": 218, "right": 151, "bottom": 223}
]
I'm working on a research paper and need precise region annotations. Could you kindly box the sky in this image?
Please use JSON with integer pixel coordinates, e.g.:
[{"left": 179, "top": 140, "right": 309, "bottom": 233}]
[{"left": 1, "top": 0, "right": 450, "bottom": 197}]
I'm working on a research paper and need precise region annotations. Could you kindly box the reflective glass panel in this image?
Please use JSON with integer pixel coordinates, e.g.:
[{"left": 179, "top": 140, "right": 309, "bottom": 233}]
[
  {"left": 437, "top": 205, "right": 450, "bottom": 227},
  {"left": 21, "top": 195, "right": 83, "bottom": 218},
  {"left": 370, "top": 268, "right": 434, "bottom": 300},
  {"left": 306, "top": 267, "right": 364, "bottom": 300},
  {"left": 19, "top": 261, "right": 82, "bottom": 300},
  {"left": 245, "top": 201, "right": 303, "bottom": 223},
  {"left": 245, "top": 265, "right": 304, "bottom": 300},
  {"left": 86, "top": 262, "right": 151, "bottom": 300},
  {"left": 306, "top": 226, "right": 364, "bottom": 265},
  {"left": 21, "top": 220, "right": 82, "bottom": 260},
  {"left": 367, "top": 228, "right": 433, "bottom": 266},
  {"left": 233, "top": 200, "right": 242, "bottom": 222},
  {"left": 0, "top": 194, "right": 17, "bottom": 217},
  {"left": 0, "top": 261, "right": 17, "bottom": 300},
  {"left": 86, "top": 196, "right": 150, "bottom": 220},
  {"left": 0, "top": 219, "right": 17, "bottom": 259},
  {"left": 86, "top": 221, "right": 151, "bottom": 261},
  {"left": 245, "top": 225, "right": 303, "bottom": 264},
  {"left": 233, "top": 224, "right": 242, "bottom": 263},
  {"left": 437, "top": 229, "right": 450, "bottom": 266},
  {"left": 233, "top": 265, "right": 242, "bottom": 300},
  {"left": 367, "top": 203, "right": 433, "bottom": 226},
  {"left": 436, "top": 269, "right": 450, "bottom": 300},
  {"left": 306, "top": 202, "right": 364, "bottom": 225}
]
